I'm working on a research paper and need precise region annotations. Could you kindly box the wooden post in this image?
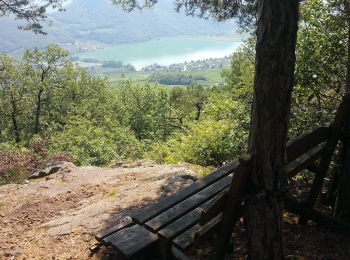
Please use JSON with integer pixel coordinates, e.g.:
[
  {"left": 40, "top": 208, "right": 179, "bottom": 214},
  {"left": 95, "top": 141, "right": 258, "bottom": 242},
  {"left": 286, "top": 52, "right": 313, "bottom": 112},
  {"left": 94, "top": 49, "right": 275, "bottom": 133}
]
[
  {"left": 300, "top": 100, "right": 348, "bottom": 224},
  {"left": 334, "top": 96, "right": 350, "bottom": 220},
  {"left": 210, "top": 155, "right": 252, "bottom": 260}
]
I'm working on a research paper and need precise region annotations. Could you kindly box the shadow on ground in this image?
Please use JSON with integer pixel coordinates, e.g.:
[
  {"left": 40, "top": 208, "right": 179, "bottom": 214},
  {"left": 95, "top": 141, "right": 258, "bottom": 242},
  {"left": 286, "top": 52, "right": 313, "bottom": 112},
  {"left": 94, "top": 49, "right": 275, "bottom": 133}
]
[{"left": 94, "top": 174, "right": 199, "bottom": 259}]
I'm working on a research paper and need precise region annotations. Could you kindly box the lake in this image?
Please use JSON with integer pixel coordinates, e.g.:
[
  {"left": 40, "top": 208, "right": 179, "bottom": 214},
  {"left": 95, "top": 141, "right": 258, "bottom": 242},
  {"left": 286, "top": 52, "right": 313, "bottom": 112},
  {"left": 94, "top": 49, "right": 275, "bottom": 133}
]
[{"left": 77, "top": 37, "right": 242, "bottom": 70}]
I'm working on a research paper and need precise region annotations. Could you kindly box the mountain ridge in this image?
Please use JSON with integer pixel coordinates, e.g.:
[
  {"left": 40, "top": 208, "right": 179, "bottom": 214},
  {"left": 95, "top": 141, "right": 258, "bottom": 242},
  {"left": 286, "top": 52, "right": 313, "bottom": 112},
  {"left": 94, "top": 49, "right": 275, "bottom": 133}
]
[{"left": 0, "top": 0, "right": 239, "bottom": 54}]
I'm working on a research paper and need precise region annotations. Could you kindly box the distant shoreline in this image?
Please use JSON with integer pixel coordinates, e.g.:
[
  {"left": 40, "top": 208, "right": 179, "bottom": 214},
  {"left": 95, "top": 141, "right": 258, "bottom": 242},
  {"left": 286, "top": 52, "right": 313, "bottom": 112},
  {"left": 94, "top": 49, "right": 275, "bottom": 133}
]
[{"left": 75, "top": 35, "right": 244, "bottom": 70}]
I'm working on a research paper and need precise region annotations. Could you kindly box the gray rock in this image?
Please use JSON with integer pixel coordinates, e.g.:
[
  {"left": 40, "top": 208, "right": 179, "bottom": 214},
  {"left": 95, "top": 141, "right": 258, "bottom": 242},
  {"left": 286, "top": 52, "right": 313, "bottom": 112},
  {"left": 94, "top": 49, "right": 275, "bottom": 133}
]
[
  {"left": 29, "top": 161, "right": 75, "bottom": 179},
  {"left": 4, "top": 250, "right": 22, "bottom": 257}
]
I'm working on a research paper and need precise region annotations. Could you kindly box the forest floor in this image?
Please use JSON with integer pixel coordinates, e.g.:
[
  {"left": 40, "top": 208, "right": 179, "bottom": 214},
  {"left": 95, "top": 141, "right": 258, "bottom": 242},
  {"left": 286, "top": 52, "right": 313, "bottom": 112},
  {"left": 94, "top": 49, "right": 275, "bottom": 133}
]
[{"left": 0, "top": 161, "right": 349, "bottom": 259}]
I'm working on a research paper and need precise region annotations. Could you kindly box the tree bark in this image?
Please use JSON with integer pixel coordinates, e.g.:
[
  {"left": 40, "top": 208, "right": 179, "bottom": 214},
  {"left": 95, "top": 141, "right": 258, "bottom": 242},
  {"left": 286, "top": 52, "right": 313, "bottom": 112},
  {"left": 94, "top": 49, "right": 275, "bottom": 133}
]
[
  {"left": 33, "top": 88, "right": 43, "bottom": 134},
  {"left": 334, "top": 1, "right": 350, "bottom": 222},
  {"left": 245, "top": 1, "right": 299, "bottom": 259},
  {"left": 10, "top": 93, "right": 20, "bottom": 143},
  {"left": 195, "top": 102, "right": 202, "bottom": 121}
]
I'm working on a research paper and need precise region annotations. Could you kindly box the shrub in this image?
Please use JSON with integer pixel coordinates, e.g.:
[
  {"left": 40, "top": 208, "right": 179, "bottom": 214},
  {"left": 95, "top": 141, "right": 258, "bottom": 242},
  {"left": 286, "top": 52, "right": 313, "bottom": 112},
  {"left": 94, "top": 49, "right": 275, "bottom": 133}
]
[
  {"left": 48, "top": 117, "right": 142, "bottom": 166},
  {"left": 29, "top": 136, "right": 48, "bottom": 158},
  {"left": 147, "top": 119, "right": 248, "bottom": 167},
  {"left": 0, "top": 147, "right": 41, "bottom": 185}
]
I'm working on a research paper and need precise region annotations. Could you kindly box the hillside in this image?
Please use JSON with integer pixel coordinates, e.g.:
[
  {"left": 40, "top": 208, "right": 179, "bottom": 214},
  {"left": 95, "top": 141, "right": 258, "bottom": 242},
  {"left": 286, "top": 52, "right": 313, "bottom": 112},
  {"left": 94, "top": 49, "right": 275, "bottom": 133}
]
[{"left": 0, "top": 0, "right": 238, "bottom": 54}]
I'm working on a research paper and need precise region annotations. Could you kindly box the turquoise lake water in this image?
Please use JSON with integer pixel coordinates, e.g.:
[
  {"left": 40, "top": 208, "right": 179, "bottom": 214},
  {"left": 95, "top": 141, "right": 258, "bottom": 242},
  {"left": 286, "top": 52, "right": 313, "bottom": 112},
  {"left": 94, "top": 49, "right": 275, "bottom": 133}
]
[{"left": 77, "top": 37, "right": 242, "bottom": 70}]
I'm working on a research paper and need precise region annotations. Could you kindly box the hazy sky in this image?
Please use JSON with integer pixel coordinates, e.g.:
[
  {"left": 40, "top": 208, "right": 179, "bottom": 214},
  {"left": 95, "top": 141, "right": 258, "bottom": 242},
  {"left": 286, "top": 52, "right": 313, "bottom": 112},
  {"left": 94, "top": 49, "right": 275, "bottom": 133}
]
[{"left": 46, "top": 0, "right": 72, "bottom": 13}]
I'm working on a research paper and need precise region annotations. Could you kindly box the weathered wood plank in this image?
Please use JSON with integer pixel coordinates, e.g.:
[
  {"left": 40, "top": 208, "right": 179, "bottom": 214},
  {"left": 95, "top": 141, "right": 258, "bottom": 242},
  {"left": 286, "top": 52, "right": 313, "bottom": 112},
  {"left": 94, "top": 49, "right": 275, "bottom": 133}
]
[
  {"left": 107, "top": 224, "right": 159, "bottom": 258},
  {"left": 286, "top": 142, "right": 326, "bottom": 178},
  {"left": 157, "top": 190, "right": 229, "bottom": 260},
  {"left": 287, "top": 126, "right": 329, "bottom": 163},
  {"left": 172, "top": 223, "right": 202, "bottom": 252},
  {"left": 95, "top": 219, "right": 134, "bottom": 242},
  {"left": 145, "top": 175, "right": 232, "bottom": 232},
  {"left": 158, "top": 194, "right": 221, "bottom": 241},
  {"left": 132, "top": 159, "right": 240, "bottom": 224},
  {"left": 194, "top": 213, "right": 224, "bottom": 246},
  {"left": 172, "top": 213, "right": 223, "bottom": 252},
  {"left": 199, "top": 188, "right": 228, "bottom": 226}
]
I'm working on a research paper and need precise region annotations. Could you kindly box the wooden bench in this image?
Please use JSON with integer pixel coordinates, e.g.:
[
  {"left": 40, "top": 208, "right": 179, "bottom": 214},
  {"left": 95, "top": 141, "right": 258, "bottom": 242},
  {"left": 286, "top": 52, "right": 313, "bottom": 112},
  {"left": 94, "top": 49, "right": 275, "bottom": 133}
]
[
  {"left": 94, "top": 155, "right": 252, "bottom": 259},
  {"left": 94, "top": 122, "right": 336, "bottom": 259}
]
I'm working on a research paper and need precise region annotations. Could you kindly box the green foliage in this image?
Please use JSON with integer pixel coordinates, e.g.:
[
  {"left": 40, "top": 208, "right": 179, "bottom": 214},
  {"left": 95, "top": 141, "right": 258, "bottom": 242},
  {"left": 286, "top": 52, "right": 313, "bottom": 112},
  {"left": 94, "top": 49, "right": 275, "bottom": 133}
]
[
  {"left": 102, "top": 60, "right": 135, "bottom": 71},
  {"left": 0, "top": 146, "right": 41, "bottom": 185},
  {"left": 117, "top": 80, "right": 180, "bottom": 140},
  {"left": 221, "top": 38, "right": 255, "bottom": 91},
  {"left": 290, "top": 0, "right": 348, "bottom": 136},
  {"left": 1, "top": 45, "right": 227, "bottom": 169},
  {"left": 48, "top": 117, "right": 141, "bottom": 166},
  {"left": 169, "top": 85, "right": 211, "bottom": 123},
  {"left": 102, "top": 60, "right": 124, "bottom": 68},
  {"left": 0, "top": 45, "right": 141, "bottom": 168},
  {"left": 144, "top": 38, "right": 253, "bottom": 167},
  {"left": 2, "top": 1, "right": 348, "bottom": 177},
  {"left": 147, "top": 119, "right": 247, "bottom": 166},
  {"left": 150, "top": 73, "right": 207, "bottom": 85}
]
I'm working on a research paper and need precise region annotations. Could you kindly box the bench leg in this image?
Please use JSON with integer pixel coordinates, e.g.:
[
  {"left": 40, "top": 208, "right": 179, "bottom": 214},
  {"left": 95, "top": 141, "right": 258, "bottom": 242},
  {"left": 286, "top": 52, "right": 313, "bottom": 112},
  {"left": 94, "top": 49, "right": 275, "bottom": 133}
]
[
  {"left": 159, "top": 238, "right": 176, "bottom": 260},
  {"left": 171, "top": 246, "right": 189, "bottom": 260}
]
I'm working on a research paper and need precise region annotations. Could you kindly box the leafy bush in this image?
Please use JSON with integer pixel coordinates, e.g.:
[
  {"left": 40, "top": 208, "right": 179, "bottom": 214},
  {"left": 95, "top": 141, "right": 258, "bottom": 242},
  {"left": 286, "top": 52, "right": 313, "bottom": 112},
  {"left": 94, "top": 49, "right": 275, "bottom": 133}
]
[
  {"left": 29, "top": 136, "right": 48, "bottom": 158},
  {"left": 0, "top": 147, "right": 41, "bottom": 185},
  {"left": 102, "top": 60, "right": 124, "bottom": 68},
  {"left": 147, "top": 119, "right": 248, "bottom": 166},
  {"left": 149, "top": 73, "right": 207, "bottom": 85},
  {"left": 48, "top": 117, "right": 142, "bottom": 166}
]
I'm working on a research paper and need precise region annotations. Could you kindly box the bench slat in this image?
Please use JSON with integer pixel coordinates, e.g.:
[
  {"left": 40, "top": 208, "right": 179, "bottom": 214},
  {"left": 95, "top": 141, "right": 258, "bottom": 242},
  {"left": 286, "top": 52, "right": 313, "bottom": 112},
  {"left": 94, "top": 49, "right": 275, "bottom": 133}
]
[
  {"left": 173, "top": 213, "right": 223, "bottom": 252},
  {"left": 145, "top": 175, "right": 232, "bottom": 232},
  {"left": 96, "top": 219, "right": 134, "bottom": 242},
  {"left": 199, "top": 188, "right": 228, "bottom": 225},
  {"left": 107, "top": 224, "right": 158, "bottom": 258},
  {"left": 132, "top": 159, "right": 240, "bottom": 224},
  {"left": 287, "top": 126, "right": 329, "bottom": 163},
  {"left": 172, "top": 224, "right": 202, "bottom": 252},
  {"left": 158, "top": 190, "right": 226, "bottom": 240},
  {"left": 194, "top": 213, "right": 224, "bottom": 246},
  {"left": 287, "top": 142, "right": 326, "bottom": 178}
]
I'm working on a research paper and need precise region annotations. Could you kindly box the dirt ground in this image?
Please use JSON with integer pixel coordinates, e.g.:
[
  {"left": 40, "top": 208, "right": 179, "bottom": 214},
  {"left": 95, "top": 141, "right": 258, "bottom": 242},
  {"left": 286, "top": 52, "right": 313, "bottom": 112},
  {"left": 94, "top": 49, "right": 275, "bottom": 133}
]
[
  {"left": 1, "top": 161, "right": 350, "bottom": 260},
  {"left": 0, "top": 161, "right": 200, "bottom": 259}
]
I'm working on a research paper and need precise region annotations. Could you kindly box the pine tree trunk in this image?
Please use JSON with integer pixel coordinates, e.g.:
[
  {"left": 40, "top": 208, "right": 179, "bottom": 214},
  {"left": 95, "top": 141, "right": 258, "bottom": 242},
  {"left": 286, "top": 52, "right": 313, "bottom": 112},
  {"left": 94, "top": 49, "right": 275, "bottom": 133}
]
[
  {"left": 334, "top": 1, "right": 350, "bottom": 222},
  {"left": 10, "top": 93, "right": 20, "bottom": 143},
  {"left": 33, "top": 88, "right": 43, "bottom": 134},
  {"left": 245, "top": 1, "right": 299, "bottom": 259}
]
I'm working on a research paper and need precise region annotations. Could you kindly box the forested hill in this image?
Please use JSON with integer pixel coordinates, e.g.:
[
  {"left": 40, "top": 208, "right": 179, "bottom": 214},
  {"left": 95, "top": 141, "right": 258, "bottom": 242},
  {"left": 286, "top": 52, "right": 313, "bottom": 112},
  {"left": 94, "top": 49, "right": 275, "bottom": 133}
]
[{"left": 0, "top": 0, "right": 238, "bottom": 54}]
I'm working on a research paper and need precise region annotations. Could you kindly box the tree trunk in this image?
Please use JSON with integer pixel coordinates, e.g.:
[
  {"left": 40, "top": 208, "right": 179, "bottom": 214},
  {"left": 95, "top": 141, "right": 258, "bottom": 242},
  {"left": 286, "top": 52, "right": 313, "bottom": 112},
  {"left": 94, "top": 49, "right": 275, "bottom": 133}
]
[
  {"left": 245, "top": 1, "right": 299, "bottom": 259},
  {"left": 33, "top": 88, "right": 43, "bottom": 134},
  {"left": 334, "top": 1, "right": 350, "bottom": 222},
  {"left": 195, "top": 102, "right": 202, "bottom": 121},
  {"left": 10, "top": 93, "right": 20, "bottom": 143}
]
